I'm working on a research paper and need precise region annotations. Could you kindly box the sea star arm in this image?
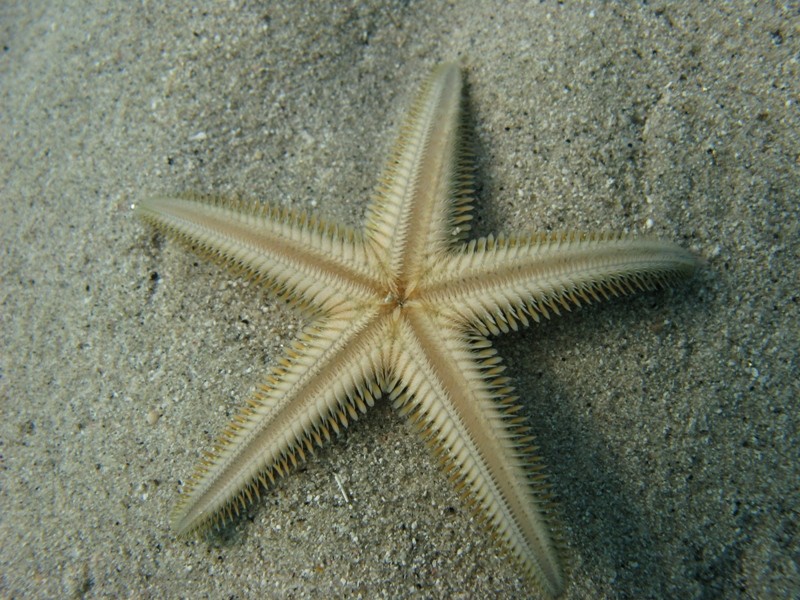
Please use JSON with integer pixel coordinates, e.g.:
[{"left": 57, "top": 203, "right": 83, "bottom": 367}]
[
  {"left": 136, "top": 194, "right": 382, "bottom": 314},
  {"left": 171, "top": 307, "right": 389, "bottom": 535},
  {"left": 419, "top": 232, "right": 698, "bottom": 335},
  {"left": 387, "top": 307, "right": 567, "bottom": 598},
  {"left": 364, "top": 63, "right": 474, "bottom": 286}
]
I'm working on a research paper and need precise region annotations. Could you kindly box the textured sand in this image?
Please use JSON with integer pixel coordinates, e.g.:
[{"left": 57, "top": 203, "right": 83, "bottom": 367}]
[{"left": 1, "top": 2, "right": 798, "bottom": 598}]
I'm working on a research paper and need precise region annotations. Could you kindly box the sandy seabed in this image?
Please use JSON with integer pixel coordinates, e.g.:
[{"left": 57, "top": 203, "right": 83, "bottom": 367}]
[{"left": 1, "top": 2, "right": 798, "bottom": 598}]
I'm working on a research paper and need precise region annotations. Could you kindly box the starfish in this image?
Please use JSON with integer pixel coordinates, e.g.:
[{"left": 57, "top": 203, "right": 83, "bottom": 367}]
[{"left": 136, "top": 63, "right": 697, "bottom": 597}]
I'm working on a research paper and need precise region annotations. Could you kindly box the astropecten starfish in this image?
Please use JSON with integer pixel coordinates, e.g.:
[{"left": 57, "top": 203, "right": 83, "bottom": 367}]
[{"left": 136, "top": 63, "right": 696, "bottom": 597}]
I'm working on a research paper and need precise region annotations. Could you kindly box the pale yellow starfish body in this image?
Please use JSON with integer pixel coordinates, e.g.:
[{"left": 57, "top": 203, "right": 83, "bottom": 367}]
[{"left": 137, "top": 63, "right": 697, "bottom": 597}]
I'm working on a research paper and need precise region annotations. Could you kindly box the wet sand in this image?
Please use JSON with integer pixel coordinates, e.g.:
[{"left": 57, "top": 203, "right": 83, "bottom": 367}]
[{"left": 1, "top": 2, "right": 797, "bottom": 597}]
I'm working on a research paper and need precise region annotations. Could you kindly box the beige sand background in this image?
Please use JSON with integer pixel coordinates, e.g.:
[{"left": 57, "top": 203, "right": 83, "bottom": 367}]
[{"left": 1, "top": 2, "right": 798, "bottom": 598}]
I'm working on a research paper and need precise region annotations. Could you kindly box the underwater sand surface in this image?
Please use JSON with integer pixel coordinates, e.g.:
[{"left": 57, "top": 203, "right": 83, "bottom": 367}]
[{"left": 1, "top": 2, "right": 797, "bottom": 597}]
